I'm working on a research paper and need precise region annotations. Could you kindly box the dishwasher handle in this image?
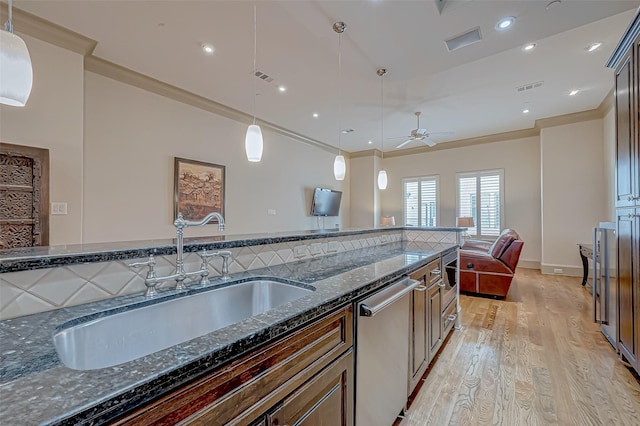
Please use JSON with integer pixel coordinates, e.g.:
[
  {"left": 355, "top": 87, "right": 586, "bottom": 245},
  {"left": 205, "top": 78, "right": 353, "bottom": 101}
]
[{"left": 359, "top": 277, "right": 421, "bottom": 317}]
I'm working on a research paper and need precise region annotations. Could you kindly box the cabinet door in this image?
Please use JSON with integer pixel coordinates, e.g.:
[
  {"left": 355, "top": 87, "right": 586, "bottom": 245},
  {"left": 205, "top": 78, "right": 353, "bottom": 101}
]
[
  {"left": 618, "top": 210, "right": 637, "bottom": 367},
  {"left": 267, "top": 350, "right": 353, "bottom": 426},
  {"left": 429, "top": 283, "right": 442, "bottom": 359},
  {"left": 616, "top": 51, "right": 638, "bottom": 208},
  {"left": 408, "top": 271, "right": 428, "bottom": 394}
]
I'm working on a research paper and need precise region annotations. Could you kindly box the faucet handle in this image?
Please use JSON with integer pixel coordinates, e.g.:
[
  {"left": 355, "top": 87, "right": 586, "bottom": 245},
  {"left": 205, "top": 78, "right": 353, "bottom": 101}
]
[
  {"left": 129, "top": 255, "right": 156, "bottom": 270},
  {"left": 215, "top": 250, "right": 232, "bottom": 280}
]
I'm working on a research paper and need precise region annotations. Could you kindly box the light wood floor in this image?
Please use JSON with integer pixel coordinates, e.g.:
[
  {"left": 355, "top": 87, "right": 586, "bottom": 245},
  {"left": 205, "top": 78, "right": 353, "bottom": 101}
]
[{"left": 400, "top": 268, "right": 640, "bottom": 426}]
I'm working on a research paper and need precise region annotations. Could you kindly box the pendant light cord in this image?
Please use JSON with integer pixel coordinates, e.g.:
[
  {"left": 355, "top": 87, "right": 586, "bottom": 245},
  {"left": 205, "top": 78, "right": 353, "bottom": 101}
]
[
  {"left": 338, "top": 31, "right": 342, "bottom": 156},
  {"left": 380, "top": 71, "right": 384, "bottom": 161},
  {"left": 252, "top": 4, "right": 257, "bottom": 126},
  {"left": 5, "top": 0, "right": 14, "bottom": 33}
]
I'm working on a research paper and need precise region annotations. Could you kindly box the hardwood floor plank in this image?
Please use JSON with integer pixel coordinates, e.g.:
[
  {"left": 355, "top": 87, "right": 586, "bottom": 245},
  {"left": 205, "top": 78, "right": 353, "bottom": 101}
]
[{"left": 399, "top": 269, "right": 640, "bottom": 426}]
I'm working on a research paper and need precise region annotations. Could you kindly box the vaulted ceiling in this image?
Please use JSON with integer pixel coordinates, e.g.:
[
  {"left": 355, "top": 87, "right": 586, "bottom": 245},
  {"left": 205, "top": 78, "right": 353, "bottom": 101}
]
[{"left": 15, "top": 0, "right": 639, "bottom": 152}]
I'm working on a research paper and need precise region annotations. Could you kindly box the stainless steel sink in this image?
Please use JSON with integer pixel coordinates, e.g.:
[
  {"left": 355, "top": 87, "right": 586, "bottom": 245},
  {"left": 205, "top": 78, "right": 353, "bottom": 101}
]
[{"left": 53, "top": 279, "right": 315, "bottom": 370}]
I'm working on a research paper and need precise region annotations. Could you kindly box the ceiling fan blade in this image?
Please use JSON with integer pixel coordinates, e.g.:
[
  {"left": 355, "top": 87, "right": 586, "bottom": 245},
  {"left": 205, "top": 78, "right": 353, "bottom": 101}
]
[
  {"left": 422, "top": 139, "right": 437, "bottom": 147},
  {"left": 427, "top": 131, "right": 454, "bottom": 137},
  {"left": 395, "top": 139, "right": 414, "bottom": 149},
  {"left": 387, "top": 135, "right": 411, "bottom": 140}
]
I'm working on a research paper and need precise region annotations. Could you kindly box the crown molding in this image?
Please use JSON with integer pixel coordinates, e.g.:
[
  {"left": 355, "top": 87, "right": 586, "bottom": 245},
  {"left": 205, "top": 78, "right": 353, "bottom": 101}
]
[
  {"left": 84, "top": 57, "right": 340, "bottom": 156},
  {"left": 350, "top": 149, "right": 382, "bottom": 159},
  {"left": 381, "top": 128, "right": 539, "bottom": 159},
  {"left": 3, "top": 4, "right": 96, "bottom": 56},
  {"left": 535, "top": 108, "right": 603, "bottom": 129},
  {"left": 597, "top": 88, "right": 615, "bottom": 116}
]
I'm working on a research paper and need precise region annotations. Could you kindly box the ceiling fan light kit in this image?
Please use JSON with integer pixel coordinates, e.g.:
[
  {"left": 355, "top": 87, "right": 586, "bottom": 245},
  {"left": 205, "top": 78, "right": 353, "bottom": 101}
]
[{"left": 394, "top": 111, "right": 453, "bottom": 149}]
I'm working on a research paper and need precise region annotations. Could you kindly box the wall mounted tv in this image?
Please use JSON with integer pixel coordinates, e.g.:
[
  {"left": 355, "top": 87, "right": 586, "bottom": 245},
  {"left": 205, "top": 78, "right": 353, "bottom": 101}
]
[{"left": 311, "top": 188, "right": 342, "bottom": 217}]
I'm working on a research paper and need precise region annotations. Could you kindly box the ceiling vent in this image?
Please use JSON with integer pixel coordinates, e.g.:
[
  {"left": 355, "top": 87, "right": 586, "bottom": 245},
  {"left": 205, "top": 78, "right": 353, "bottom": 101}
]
[
  {"left": 445, "top": 27, "right": 482, "bottom": 52},
  {"left": 516, "top": 81, "right": 544, "bottom": 93},
  {"left": 254, "top": 71, "right": 274, "bottom": 83}
]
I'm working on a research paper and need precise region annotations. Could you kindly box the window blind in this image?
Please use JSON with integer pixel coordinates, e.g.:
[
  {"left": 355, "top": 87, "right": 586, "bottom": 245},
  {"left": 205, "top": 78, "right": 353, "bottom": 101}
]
[
  {"left": 457, "top": 170, "right": 503, "bottom": 237},
  {"left": 403, "top": 176, "right": 439, "bottom": 227}
]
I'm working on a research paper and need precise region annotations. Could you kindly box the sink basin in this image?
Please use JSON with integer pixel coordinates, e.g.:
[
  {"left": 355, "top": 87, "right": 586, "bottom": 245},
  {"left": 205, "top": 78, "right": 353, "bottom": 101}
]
[{"left": 53, "top": 279, "right": 315, "bottom": 370}]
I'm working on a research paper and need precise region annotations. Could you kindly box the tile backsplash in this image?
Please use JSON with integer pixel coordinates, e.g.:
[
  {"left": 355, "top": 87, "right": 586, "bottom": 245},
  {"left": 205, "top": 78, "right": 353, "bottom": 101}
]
[{"left": 0, "top": 228, "right": 458, "bottom": 320}]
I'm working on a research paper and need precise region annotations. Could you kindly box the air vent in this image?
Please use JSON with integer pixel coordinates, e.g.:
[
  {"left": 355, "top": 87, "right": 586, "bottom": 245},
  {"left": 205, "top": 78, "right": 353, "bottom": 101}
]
[
  {"left": 516, "top": 81, "right": 544, "bottom": 93},
  {"left": 341, "top": 129, "right": 355, "bottom": 134},
  {"left": 254, "top": 71, "right": 274, "bottom": 83},
  {"left": 445, "top": 27, "right": 482, "bottom": 52}
]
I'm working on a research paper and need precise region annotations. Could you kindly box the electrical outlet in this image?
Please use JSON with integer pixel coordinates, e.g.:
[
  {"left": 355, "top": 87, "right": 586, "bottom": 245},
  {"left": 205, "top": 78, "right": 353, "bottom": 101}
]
[
  {"left": 293, "top": 245, "right": 308, "bottom": 258},
  {"left": 51, "top": 202, "right": 68, "bottom": 215},
  {"left": 553, "top": 268, "right": 563, "bottom": 274},
  {"left": 267, "top": 209, "right": 276, "bottom": 216}
]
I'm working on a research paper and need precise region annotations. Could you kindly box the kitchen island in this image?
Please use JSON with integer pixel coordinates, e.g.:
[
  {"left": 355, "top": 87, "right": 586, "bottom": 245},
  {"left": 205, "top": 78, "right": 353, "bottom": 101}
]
[{"left": 0, "top": 227, "right": 461, "bottom": 425}]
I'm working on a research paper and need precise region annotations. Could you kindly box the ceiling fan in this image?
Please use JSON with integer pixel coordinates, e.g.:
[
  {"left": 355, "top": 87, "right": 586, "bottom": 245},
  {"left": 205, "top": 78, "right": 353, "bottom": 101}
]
[{"left": 392, "top": 112, "right": 453, "bottom": 149}]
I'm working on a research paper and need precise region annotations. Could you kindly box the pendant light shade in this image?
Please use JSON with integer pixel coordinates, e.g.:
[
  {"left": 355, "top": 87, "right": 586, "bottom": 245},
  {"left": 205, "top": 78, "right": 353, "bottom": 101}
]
[
  {"left": 0, "top": 0, "right": 33, "bottom": 107},
  {"left": 377, "top": 170, "right": 388, "bottom": 190},
  {"left": 245, "top": 124, "right": 263, "bottom": 162},
  {"left": 245, "top": 5, "right": 263, "bottom": 162},
  {"left": 334, "top": 155, "right": 346, "bottom": 181}
]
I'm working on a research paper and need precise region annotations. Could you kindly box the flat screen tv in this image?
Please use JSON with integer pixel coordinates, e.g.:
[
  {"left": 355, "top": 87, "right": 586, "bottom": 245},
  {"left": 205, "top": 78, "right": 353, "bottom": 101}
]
[{"left": 311, "top": 188, "right": 342, "bottom": 217}]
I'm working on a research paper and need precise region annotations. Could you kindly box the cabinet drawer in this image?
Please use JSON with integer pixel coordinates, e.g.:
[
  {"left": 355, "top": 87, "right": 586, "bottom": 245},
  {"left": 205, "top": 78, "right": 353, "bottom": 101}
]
[
  {"left": 411, "top": 258, "right": 442, "bottom": 285},
  {"left": 442, "top": 299, "right": 457, "bottom": 337},
  {"left": 114, "top": 306, "right": 353, "bottom": 426}
]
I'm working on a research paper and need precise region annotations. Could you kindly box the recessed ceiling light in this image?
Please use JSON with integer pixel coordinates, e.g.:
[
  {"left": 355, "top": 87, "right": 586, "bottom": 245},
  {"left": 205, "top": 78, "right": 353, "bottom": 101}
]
[
  {"left": 523, "top": 109, "right": 530, "bottom": 114},
  {"left": 569, "top": 89, "right": 579, "bottom": 96},
  {"left": 587, "top": 42, "right": 602, "bottom": 52},
  {"left": 495, "top": 17, "right": 516, "bottom": 31},
  {"left": 522, "top": 43, "right": 536, "bottom": 51},
  {"left": 202, "top": 44, "right": 215, "bottom": 55},
  {"left": 368, "top": 140, "right": 373, "bottom": 144},
  {"left": 312, "top": 113, "right": 319, "bottom": 118},
  {"left": 278, "top": 86, "right": 286, "bottom": 92}
]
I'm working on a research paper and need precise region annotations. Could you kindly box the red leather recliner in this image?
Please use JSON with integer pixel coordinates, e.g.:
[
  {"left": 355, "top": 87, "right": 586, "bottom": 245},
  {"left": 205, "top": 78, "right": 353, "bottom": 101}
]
[{"left": 459, "top": 229, "right": 524, "bottom": 298}]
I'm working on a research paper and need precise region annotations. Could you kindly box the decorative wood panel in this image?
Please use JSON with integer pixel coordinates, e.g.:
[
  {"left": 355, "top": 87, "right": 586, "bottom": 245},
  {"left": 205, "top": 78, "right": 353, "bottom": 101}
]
[{"left": 0, "top": 143, "right": 49, "bottom": 248}]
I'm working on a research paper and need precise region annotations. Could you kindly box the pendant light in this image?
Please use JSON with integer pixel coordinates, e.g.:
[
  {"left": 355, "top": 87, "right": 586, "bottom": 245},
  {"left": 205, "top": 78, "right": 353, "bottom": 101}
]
[
  {"left": 0, "top": 0, "right": 33, "bottom": 107},
  {"left": 377, "top": 68, "right": 388, "bottom": 190},
  {"left": 333, "top": 21, "right": 346, "bottom": 181},
  {"left": 245, "top": 4, "right": 263, "bottom": 162}
]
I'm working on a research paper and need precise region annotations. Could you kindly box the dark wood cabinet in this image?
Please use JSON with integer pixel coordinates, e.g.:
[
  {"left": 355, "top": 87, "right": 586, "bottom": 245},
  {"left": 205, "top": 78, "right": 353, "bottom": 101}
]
[
  {"left": 609, "top": 10, "right": 640, "bottom": 375},
  {"left": 113, "top": 306, "right": 353, "bottom": 425},
  {"left": 617, "top": 209, "right": 639, "bottom": 369},
  {"left": 429, "top": 282, "right": 443, "bottom": 358},
  {"left": 267, "top": 350, "right": 353, "bottom": 426}
]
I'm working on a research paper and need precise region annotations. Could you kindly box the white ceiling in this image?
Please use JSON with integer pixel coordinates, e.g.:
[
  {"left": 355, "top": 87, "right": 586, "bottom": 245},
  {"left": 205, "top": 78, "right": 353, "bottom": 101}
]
[{"left": 16, "top": 0, "right": 640, "bottom": 152}]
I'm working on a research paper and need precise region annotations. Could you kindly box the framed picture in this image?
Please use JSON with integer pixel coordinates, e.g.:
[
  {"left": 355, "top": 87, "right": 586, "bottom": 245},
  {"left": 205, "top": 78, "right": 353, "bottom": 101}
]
[{"left": 174, "top": 157, "right": 225, "bottom": 223}]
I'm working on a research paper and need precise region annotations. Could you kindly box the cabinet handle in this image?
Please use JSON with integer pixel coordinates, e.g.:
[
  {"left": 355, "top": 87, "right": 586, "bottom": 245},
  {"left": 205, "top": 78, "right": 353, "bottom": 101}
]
[
  {"left": 430, "top": 269, "right": 441, "bottom": 276},
  {"left": 437, "top": 281, "right": 446, "bottom": 288},
  {"left": 414, "top": 285, "right": 427, "bottom": 292},
  {"left": 447, "top": 314, "right": 457, "bottom": 321}
]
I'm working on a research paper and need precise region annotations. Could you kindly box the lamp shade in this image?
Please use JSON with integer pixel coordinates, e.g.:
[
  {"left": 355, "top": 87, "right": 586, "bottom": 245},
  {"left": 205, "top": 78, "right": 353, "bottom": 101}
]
[
  {"left": 0, "top": 29, "right": 33, "bottom": 107},
  {"left": 334, "top": 154, "right": 346, "bottom": 180},
  {"left": 456, "top": 217, "right": 474, "bottom": 227},
  {"left": 381, "top": 216, "right": 395, "bottom": 226},
  {"left": 377, "top": 170, "right": 388, "bottom": 190},
  {"left": 245, "top": 124, "right": 263, "bottom": 162}
]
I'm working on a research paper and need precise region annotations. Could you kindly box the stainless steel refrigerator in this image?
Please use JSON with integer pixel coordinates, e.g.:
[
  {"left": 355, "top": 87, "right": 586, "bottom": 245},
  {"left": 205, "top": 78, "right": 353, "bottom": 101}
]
[{"left": 593, "top": 222, "right": 616, "bottom": 349}]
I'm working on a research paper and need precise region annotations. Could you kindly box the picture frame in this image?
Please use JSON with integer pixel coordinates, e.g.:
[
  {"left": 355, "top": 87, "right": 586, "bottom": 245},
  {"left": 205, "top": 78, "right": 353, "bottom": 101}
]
[{"left": 174, "top": 157, "right": 225, "bottom": 224}]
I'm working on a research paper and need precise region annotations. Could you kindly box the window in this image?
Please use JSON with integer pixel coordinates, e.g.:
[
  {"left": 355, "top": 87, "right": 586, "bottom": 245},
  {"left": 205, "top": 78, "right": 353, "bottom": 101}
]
[
  {"left": 456, "top": 170, "right": 504, "bottom": 237},
  {"left": 403, "top": 176, "right": 439, "bottom": 227}
]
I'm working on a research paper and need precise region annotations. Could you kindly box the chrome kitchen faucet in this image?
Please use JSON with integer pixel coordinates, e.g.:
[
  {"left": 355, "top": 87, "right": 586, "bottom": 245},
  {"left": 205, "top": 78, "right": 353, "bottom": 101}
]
[{"left": 129, "top": 212, "right": 230, "bottom": 297}]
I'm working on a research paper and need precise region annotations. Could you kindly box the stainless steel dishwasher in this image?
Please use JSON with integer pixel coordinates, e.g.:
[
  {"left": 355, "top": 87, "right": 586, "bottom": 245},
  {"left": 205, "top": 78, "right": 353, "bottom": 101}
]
[{"left": 355, "top": 276, "right": 420, "bottom": 426}]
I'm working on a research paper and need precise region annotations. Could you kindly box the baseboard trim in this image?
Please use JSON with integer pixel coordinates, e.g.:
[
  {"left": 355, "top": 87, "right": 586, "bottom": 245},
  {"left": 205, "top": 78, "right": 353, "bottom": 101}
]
[
  {"left": 518, "top": 260, "right": 541, "bottom": 270},
  {"left": 540, "top": 264, "right": 583, "bottom": 277}
]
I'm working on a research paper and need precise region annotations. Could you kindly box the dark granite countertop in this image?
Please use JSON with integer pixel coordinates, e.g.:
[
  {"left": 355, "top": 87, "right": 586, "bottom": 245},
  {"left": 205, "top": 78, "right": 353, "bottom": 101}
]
[
  {"left": 0, "top": 227, "right": 465, "bottom": 273},
  {"left": 0, "top": 241, "right": 457, "bottom": 425}
]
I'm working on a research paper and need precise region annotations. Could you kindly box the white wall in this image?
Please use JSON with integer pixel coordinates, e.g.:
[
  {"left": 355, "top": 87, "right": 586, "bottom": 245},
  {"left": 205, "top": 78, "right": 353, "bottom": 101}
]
[
  {"left": 0, "top": 35, "right": 84, "bottom": 245},
  {"left": 540, "top": 119, "right": 606, "bottom": 274},
  {"left": 603, "top": 100, "right": 616, "bottom": 223},
  {"left": 349, "top": 155, "right": 377, "bottom": 228},
  {"left": 380, "top": 137, "right": 542, "bottom": 266},
  {"left": 83, "top": 72, "right": 349, "bottom": 242}
]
